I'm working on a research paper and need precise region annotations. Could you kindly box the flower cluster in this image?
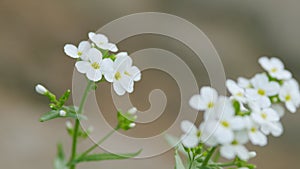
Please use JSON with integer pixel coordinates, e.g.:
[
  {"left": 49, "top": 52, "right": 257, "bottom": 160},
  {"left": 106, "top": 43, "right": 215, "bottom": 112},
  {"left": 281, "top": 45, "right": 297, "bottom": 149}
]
[
  {"left": 64, "top": 32, "right": 141, "bottom": 95},
  {"left": 182, "top": 57, "right": 300, "bottom": 162}
]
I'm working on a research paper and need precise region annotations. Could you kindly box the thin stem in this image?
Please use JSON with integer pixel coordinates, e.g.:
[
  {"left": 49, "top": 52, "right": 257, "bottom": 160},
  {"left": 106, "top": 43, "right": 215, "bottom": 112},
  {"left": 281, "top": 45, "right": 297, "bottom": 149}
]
[
  {"left": 69, "top": 80, "right": 93, "bottom": 169},
  {"left": 201, "top": 146, "right": 217, "bottom": 167},
  {"left": 209, "top": 162, "right": 236, "bottom": 167},
  {"left": 213, "top": 149, "right": 220, "bottom": 162},
  {"left": 80, "top": 127, "right": 119, "bottom": 157}
]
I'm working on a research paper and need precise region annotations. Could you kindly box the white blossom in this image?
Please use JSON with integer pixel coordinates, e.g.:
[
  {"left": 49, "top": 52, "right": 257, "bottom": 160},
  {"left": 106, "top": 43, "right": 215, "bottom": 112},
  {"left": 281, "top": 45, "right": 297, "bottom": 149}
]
[
  {"left": 243, "top": 116, "right": 267, "bottom": 146},
  {"left": 75, "top": 48, "right": 113, "bottom": 82},
  {"left": 189, "top": 87, "right": 218, "bottom": 111},
  {"left": 246, "top": 73, "right": 280, "bottom": 108},
  {"left": 220, "top": 132, "right": 250, "bottom": 161},
  {"left": 88, "top": 32, "right": 118, "bottom": 52},
  {"left": 64, "top": 41, "right": 91, "bottom": 59},
  {"left": 237, "top": 77, "right": 252, "bottom": 89},
  {"left": 59, "top": 110, "right": 66, "bottom": 116},
  {"left": 180, "top": 120, "right": 200, "bottom": 148},
  {"left": 259, "top": 56, "right": 292, "bottom": 80},
  {"left": 226, "top": 79, "right": 247, "bottom": 103},
  {"left": 279, "top": 79, "right": 300, "bottom": 113},
  {"left": 104, "top": 52, "right": 141, "bottom": 95}
]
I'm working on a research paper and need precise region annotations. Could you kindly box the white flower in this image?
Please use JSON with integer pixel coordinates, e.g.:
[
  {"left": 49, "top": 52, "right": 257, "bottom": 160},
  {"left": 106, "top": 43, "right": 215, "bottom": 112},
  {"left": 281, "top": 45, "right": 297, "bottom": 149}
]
[
  {"left": 226, "top": 79, "right": 246, "bottom": 103},
  {"left": 220, "top": 132, "right": 250, "bottom": 161},
  {"left": 75, "top": 48, "right": 113, "bottom": 82},
  {"left": 104, "top": 52, "right": 141, "bottom": 95},
  {"left": 246, "top": 73, "right": 280, "bottom": 108},
  {"left": 279, "top": 79, "right": 300, "bottom": 113},
  {"left": 180, "top": 120, "right": 200, "bottom": 148},
  {"left": 259, "top": 56, "right": 292, "bottom": 80},
  {"left": 205, "top": 97, "right": 245, "bottom": 144},
  {"left": 243, "top": 116, "right": 267, "bottom": 146},
  {"left": 35, "top": 84, "right": 48, "bottom": 95},
  {"left": 88, "top": 32, "right": 118, "bottom": 52},
  {"left": 189, "top": 87, "right": 218, "bottom": 111},
  {"left": 59, "top": 110, "right": 66, "bottom": 116},
  {"left": 251, "top": 107, "right": 282, "bottom": 136},
  {"left": 64, "top": 41, "right": 91, "bottom": 59}
]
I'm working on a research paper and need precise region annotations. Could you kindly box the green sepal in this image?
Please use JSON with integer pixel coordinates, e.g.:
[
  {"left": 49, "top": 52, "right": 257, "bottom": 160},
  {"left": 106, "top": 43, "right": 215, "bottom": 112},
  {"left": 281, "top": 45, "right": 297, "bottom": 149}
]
[
  {"left": 117, "top": 110, "right": 136, "bottom": 131},
  {"left": 72, "top": 149, "right": 141, "bottom": 164}
]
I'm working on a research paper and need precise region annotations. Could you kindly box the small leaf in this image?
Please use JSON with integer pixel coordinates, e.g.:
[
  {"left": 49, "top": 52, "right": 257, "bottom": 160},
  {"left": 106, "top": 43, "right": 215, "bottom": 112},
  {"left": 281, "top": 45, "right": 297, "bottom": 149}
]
[
  {"left": 39, "top": 110, "right": 59, "bottom": 122},
  {"left": 54, "top": 143, "right": 67, "bottom": 169},
  {"left": 73, "top": 150, "right": 141, "bottom": 164}
]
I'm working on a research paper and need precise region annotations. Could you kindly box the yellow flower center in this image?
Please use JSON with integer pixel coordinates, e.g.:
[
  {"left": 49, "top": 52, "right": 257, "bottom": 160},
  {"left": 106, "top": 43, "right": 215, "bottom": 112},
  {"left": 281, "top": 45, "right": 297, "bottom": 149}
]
[
  {"left": 207, "top": 102, "right": 214, "bottom": 108},
  {"left": 77, "top": 51, "right": 82, "bottom": 56},
  {"left": 124, "top": 71, "right": 131, "bottom": 76},
  {"left": 261, "top": 113, "right": 267, "bottom": 119},
  {"left": 258, "top": 89, "right": 265, "bottom": 96},
  {"left": 285, "top": 94, "right": 291, "bottom": 101},
  {"left": 115, "top": 72, "right": 121, "bottom": 80},
  {"left": 271, "top": 68, "right": 277, "bottom": 73},
  {"left": 232, "top": 140, "right": 238, "bottom": 145},
  {"left": 250, "top": 127, "right": 257, "bottom": 133},
  {"left": 236, "top": 92, "right": 243, "bottom": 97},
  {"left": 91, "top": 62, "right": 100, "bottom": 69},
  {"left": 221, "top": 121, "right": 230, "bottom": 128}
]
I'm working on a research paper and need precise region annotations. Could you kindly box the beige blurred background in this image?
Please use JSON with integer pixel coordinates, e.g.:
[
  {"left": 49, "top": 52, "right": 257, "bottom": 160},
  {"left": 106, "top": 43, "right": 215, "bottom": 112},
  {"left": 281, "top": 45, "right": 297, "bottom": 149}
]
[{"left": 1, "top": 0, "right": 300, "bottom": 168}]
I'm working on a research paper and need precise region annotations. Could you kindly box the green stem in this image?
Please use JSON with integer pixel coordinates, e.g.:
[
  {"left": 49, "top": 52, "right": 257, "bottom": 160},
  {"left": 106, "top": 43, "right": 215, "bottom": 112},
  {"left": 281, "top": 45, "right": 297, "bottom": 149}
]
[
  {"left": 201, "top": 146, "right": 217, "bottom": 167},
  {"left": 69, "top": 80, "right": 93, "bottom": 169},
  {"left": 209, "top": 162, "right": 236, "bottom": 167},
  {"left": 75, "top": 127, "right": 119, "bottom": 161}
]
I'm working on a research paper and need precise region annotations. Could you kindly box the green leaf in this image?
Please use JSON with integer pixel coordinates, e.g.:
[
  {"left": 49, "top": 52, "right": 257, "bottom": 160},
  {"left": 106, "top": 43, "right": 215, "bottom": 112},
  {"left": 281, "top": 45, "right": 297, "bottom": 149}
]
[
  {"left": 54, "top": 143, "right": 67, "bottom": 169},
  {"left": 73, "top": 150, "right": 141, "bottom": 164},
  {"left": 175, "top": 148, "right": 185, "bottom": 169}
]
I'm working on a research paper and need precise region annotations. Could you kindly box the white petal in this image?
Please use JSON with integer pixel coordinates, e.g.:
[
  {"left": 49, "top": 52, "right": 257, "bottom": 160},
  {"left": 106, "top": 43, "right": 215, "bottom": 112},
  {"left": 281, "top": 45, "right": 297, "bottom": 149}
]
[
  {"left": 78, "top": 41, "right": 91, "bottom": 52},
  {"left": 220, "top": 145, "right": 235, "bottom": 160},
  {"left": 181, "top": 134, "right": 198, "bottom": 148},
  {"left": 249, "top": 131, "right": 267, "bottom": 146},
  {"left": 107, "top": 43, "right": 118, "bottom": 52},
  {"left": 86, "top": 69, "right": 102, "bottom": 82},
  {"left": 113, "top": 81, "right": 126, "bottom": 95},
  {"left": 64, "top": 44, "right": 78, "bottom": 58},
  {"left": 235, "top": 145, "right": 249, "bottom": 161},
  {"left": 264, "top": 81, "right": 280, "bottom": 96},
  {"left": 286, "top": 101, "right": 296, "bottom": 113},
  {"left": 127, "top": 66, "right": 141, "bottom": 81},
  {"left": 201, "top": 87, "right": 218, "bottom": 102},
  {"left": 88, "top": 48, "right": 102, "bottom": 63},
  {"left": 181, "top": 120, "right": 197, "bottom": 134},
  {"left": 75, "top": 61, "right": 90, "bottom": 73},
  {"left": 230, "top": 117, "right": 245, "bottom": 130},
  {"left": 101, "top": 58, "right": 114, "bottom": 74},
  {"left": 215, "top": 127, "right": 234, "bottom": 144},
  {"left": 189, "top": 95, "right": 205, "bottom": 110},
  {"left": 114, "top": 54, "right": 132, "bottom": 72},
  {"left": 270, "top": 57, "right": 284, "bottom": 70}
]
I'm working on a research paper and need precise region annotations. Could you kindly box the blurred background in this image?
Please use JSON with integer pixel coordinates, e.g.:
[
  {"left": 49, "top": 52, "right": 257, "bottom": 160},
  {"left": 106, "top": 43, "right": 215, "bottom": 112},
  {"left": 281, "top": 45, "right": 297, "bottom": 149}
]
[{"left": 1, "top": 0, "right": 300, "bottom": 168}]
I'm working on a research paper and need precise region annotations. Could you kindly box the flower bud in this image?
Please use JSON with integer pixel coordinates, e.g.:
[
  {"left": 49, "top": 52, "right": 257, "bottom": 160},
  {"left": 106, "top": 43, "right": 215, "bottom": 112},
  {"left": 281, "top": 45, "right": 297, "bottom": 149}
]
[
  {"left": 129, "top": 123, "right": 136, "bottom": 128},
  {"left": 128, "top": 107, "right": 137, "bottom": 114},
  {"left": 59, "top": 110, "right": 66, "bottom": 116},
  {"left": 249, "top": 151, "right": 257, "bottom": 158},
  {"left": 35, "top": 84, "right": 48, "bottom": 95}
]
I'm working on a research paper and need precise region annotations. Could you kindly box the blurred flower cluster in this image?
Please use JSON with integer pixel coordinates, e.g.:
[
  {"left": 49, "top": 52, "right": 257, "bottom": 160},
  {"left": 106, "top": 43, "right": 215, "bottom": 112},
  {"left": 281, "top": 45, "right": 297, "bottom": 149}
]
[
  {"left": 64, "top": 32, "right": 141, "bottom": 95},
  {"left": 179, "top": 57, "right": 300, "bottom": 168}
]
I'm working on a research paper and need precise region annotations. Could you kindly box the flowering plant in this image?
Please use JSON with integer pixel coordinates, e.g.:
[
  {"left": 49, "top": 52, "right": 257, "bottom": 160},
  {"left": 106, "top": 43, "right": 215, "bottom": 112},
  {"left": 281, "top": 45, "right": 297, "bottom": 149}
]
[
  {"left": 172, "top": 57, "right": 300, "bottom": 169},
  {"left": 35, "top": 32, "right": 141, "bottom": 169}
]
